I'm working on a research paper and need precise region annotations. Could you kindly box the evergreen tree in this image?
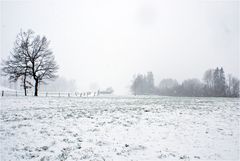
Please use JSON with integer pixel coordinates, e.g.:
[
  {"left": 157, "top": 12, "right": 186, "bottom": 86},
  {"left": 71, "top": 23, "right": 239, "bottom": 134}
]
[
  {"left": 213, "top": 67, "right": 220, "bottom": 96},
  {"left": 219, "top": 67, "right": 226, "bottom": 96},
  {"left": 213, "top": 67, "right": 226, "bottom": 97},
  {"left": 131, "top": 74, "right": 144, "bottom": 95},
  {"left": 146, "top": 72, "right": 154, "bottom": 94},
  {"left": 130, "top": 72, "right": 155, "bottom": 95}
]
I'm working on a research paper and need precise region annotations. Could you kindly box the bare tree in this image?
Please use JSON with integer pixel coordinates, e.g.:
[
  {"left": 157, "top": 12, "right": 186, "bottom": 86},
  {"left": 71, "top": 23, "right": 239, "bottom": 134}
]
[
  {"left": 22, "top": 30, "right": 58, "bottom": 96},
  {"left": 2, "top": 29, "right": 58, "bottom": 96},
  {"left": 226, "top": 74, "right": 240, "bottom": 97},
  {"left": 203, "top": 69, "right": 214, "bottom": 89},
  {"left": 158, "top": 78, "right": 179, "bottom": 95},
  {"left": 1, "top": 31, "right": 32, "bottom": 95},
  {"left": 181, "top": 78, "right": 204, "bottom": 97}
]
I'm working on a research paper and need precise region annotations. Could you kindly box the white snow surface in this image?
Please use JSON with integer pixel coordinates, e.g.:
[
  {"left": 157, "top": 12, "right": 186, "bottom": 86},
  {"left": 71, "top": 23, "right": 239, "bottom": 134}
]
[{"left": 0, "top": 96, "right": 239, "bottom": 161}]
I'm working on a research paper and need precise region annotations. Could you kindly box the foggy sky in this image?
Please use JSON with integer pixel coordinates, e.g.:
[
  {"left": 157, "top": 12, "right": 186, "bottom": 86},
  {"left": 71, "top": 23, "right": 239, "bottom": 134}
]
[{"left": 1, "top": 0, "right": 239, "bottom": 94}]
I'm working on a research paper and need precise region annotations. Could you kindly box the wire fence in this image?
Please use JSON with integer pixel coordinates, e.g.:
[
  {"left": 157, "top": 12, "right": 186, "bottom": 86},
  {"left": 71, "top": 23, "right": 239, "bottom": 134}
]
[{"left": 1, "top": 90, "right": 99, "bottom": 97}]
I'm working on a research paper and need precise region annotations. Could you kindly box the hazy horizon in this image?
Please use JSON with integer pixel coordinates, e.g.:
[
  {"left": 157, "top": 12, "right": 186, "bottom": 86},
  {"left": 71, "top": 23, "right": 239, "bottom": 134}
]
[{"left": 1, "top": 0, "right": 239, "bottom": 94}]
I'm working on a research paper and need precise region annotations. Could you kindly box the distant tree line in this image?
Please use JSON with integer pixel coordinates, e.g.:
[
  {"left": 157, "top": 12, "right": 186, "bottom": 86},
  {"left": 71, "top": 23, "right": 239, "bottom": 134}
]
[
  {"left": 130, "top": 67, "right": 239, "bottom": 97},
  {"left": 131, "top": 72, "right": 155, "bottom": 95}
]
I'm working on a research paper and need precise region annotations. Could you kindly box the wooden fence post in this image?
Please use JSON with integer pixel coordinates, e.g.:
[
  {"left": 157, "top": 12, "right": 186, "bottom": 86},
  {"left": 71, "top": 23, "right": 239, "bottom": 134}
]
[
  {"left": 2, "top": 91, "right": 4, "bottom": 97},
  {"left": 16, "top": 91, "right": 17, "bottom": 96}
]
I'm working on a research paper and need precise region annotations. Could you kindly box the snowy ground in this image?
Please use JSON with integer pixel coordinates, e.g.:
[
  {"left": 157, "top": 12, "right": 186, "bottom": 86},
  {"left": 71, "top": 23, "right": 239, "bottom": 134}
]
[{"left": 0, "top": 96, "right": 239, "bottom": 161}]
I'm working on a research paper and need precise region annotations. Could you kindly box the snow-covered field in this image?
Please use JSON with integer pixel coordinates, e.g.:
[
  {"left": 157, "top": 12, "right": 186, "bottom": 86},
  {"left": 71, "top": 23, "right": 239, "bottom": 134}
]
[{"left": 0, "top": 96, "right": 239, "bottom": 161}]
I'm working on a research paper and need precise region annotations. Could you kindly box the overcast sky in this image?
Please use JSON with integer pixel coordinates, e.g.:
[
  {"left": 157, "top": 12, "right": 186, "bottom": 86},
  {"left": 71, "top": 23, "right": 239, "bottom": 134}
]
[{"left": 0, "top": 0, "right": 239, "bottom": 94}]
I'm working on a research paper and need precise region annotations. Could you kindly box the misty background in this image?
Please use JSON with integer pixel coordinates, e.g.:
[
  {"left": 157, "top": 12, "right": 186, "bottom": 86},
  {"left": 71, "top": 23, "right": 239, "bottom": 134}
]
[{"left": 0, "top": 0, "right": 239, "bottom": 94}]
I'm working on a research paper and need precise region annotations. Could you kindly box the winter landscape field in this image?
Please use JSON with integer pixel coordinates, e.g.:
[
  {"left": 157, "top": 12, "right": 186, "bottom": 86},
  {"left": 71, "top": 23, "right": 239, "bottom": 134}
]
[{"left": 0, "top": 96, "right": 239, "bottom": 161}]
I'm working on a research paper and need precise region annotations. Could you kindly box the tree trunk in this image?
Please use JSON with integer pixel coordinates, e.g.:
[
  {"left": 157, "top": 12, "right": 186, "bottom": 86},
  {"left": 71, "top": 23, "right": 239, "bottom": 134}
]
[
  {"left": 24, "top": 85, "right": 27, "bottom": 96},
  {"left": 23, "top": 74, "right": 27, "bottom": 96},
  {"left": 34, "top": 79, "right": 39, "bottom": 96}
]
